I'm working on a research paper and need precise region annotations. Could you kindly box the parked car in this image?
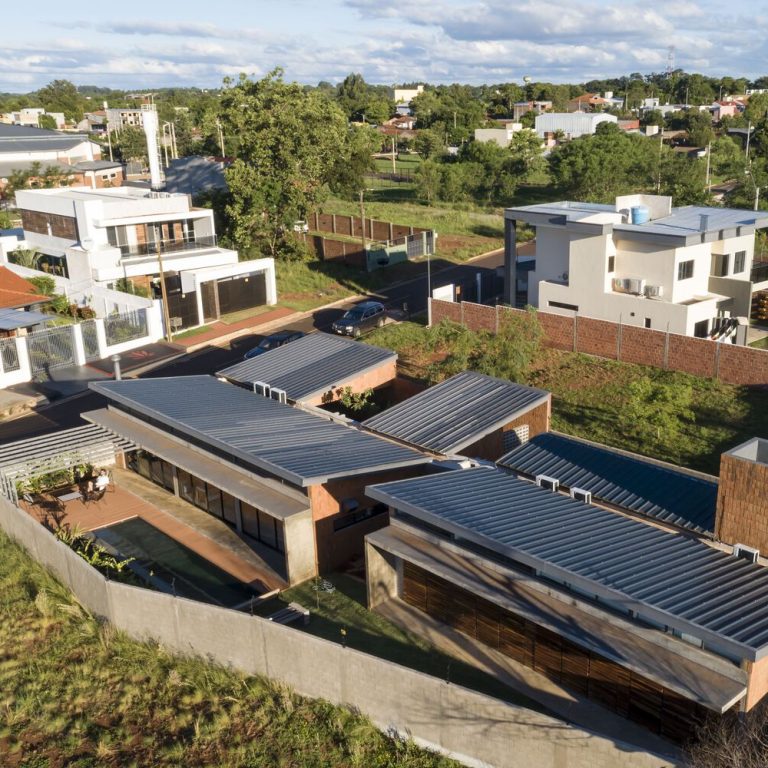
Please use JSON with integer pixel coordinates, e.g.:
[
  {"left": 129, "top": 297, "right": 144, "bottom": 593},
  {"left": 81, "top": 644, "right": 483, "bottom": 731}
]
[
  {"left": 331, "top": 300, "right": 387, "bottom": 338},
  {"left": 243, "top": 330, "right": 305, "bottom": 359}
]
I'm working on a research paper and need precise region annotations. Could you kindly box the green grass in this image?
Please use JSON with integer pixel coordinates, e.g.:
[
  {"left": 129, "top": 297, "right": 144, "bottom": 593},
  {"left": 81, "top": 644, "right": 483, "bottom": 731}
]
[
  {"left": 749, "top": 335, "right": 768, "bottom": 350},
  {"left": 366, "top": 323, "right": 768, "bottom": 475},
  {"left": 171, "top": 324, "right": 212, "bottom": 340},
  {"left": 0, "top": 529, "right": 457, "bottom": 767},
  {"left": 269, "top": 574, "right": 545, "bottom": 712}
]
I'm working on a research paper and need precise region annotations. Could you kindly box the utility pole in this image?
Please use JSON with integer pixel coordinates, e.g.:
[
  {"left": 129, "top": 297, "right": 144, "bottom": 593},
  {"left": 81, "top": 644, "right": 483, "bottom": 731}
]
[
  {"left": 656, "top": 131, "right": 663, "bottom": 193},
  {"left": 756, "top": 186, "right": 761, "bottom": 212},
  {"left": 391, "top": 137, "right": 396, "bottom": 174},
  {"left": 746, "top": 121, "right": 752, "bottom": 161},
  {"left": 171, "top": 123, "right": 177, "bottom": 159},
  {"left": 705, "top": 142, "right": 712, "bottom": 190},
  {"left": 216, "top": 120, "right": 225, "bottom": 157}
]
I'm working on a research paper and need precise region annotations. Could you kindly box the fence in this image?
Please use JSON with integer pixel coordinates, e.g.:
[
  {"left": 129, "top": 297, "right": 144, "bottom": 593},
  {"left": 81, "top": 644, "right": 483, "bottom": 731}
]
[
  {"left": 0, "top": 495, "right": 673, "bottom": 768},
  {"left": 309, "top": 212, "right": 432, "bottom": 242},
  {"left": 0, "top": 305, "right": 164, "bottom": 390},
  {"left": 431, "top": 299, "right": 768, "bottom": 387}
]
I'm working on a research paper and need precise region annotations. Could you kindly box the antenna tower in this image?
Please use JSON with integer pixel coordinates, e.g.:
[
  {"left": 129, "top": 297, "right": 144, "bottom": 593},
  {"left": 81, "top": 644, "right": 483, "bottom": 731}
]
[{"left": 666, "top": 46, "right": 675, "bottom": 76}]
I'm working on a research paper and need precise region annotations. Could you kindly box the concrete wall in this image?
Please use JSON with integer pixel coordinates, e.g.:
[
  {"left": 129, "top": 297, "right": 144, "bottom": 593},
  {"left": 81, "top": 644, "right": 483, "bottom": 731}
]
[
  {"left": 431, "top": 299, "right": 768, "bottom": 387},
  {"left": 0, "top": 495, "right": 673, "bottom": 768}
]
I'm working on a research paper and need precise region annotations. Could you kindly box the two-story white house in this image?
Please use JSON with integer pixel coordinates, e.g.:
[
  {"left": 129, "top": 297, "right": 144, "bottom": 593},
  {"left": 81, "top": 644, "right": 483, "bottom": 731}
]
[
  {"left": 12, "top": 186, "right": 276, "bottom": 331},
  {"left": 504, "top": 194, "right": 768, "bottom": 341}
]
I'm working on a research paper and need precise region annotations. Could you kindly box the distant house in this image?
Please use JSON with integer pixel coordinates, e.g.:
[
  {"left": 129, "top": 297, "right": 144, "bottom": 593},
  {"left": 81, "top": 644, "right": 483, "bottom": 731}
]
[
  {"left": 566, "top": 92, "right": 622, "bottom": 112},
  {"left": 534, "top": 112, "right": 617, "bottom": 140},
  {"left": 474, "top": 122, "right": 525, "bottom": 148},
  {"left": 512, "top": 101, "right": 552, "bottom": 120},
  {"left": 711, "top": 101, "right": 744, "bottom": 121},
  {"left": 0, "top": 265, "right": 53, "bottom": 337}
]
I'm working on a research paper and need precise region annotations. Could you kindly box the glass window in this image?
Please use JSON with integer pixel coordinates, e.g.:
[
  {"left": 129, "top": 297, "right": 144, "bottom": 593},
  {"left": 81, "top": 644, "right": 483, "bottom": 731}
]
[
  {"left": 240, "top": 502, "right": 260, "bottom": 539},
  {"left": 258, "top": 510, "right": 277, "bottom": 549},
  {"left": 734, "top": 251, "right": 746, "bottom": 273},
  {"left": 150, "top": 456, "right": 164, "bottom": 486},
  {"left": 137, "top": 452, "right": 151, "bottom": 480},
  {"left": 178, "top": 469, "right": 194, "bottom": 504},
  {"left": 206, "top": 484, "right": 223, "bottom": 518},
  {"left": 193, "top": 476, "right": 207, "bottom": 510},
  {"left": 711, "top": 253, "right": 729, "bottom": 277},
  {"left": 161, "top": 461, "right": 175, "bottom": 491},
  {"left": 221, "top": 492, "right": 237, "bottom": 526},
  {"left": 607, "top": 255, "right": 615, "bottom": 273},
  {"left": 677, "top": 260, "right": 694, "bottom": 280}
]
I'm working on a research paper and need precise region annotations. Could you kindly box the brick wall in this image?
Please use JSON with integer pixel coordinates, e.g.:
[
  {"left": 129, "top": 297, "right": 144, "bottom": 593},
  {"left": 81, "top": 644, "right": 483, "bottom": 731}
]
[
  {"left": 431, "top": 299, "right": 768, "bottom": 387},
  {"left": 715, "top": 453, "right": 768, "bottom": 551},
  {"left": 310, "top": 212, "right": 429, "bottom": 242}
]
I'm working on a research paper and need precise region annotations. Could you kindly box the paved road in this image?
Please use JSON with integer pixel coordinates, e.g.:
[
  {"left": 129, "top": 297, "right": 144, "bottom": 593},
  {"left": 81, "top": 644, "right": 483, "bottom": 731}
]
[{"left": 0, "top": 250, "right": 504, "bottom": 444}]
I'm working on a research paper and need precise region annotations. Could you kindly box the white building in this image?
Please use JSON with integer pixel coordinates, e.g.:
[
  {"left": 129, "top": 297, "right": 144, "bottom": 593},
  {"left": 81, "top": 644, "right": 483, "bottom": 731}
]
[
  {"left": 393, "top": 85, "right": 424, "bottom": 105},
  {"left": 534, "top": 112, "right": 617, "bottom": 140},
  {"left": 106, "top": 108, "right": 145, "bottom": 132},
  {"left": 13, "top": 187, "right": 276, "bottom": 331},
  {"left": 473, "top": 123, "right": 524, "bottom": 148},
  {"left": 504, "top": 194, "right": 768, "bottom": 341}
]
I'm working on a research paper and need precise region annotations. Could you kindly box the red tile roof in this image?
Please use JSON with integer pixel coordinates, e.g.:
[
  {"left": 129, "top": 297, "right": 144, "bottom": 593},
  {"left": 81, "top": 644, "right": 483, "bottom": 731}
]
[{"left": 0, "top": 266, "right": 48, "bottom": 309}]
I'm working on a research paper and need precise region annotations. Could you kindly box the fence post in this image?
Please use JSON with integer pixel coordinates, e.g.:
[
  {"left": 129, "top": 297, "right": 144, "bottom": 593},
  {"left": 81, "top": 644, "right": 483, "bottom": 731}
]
[
  {"left": 460, "top": 301, "right": 465, "bottom": 326},
  {"left": 714, "top": 341, "right": 721, "bottom": 380},
  {"left": 495, "top": 304, "right": 500, "bottom": 334},
  {"left": 663, "top": 324, "right": 670, "bottom": 370},
  {"left": 331, "top": 214, "right": 336, "bottom": 234},
  {"left": 573, "top": 313, "right": 578, "bottom": 353},
  {"left": 15, "top": 336, "right": 32, "bottom": 382},
  {"left": 422, "top": 231, "right": 428, "bottom": 257},
  {"left": 71, "top": 323, "right": 87, "bottom": 366},
  {"left": 95, "top": 318, "right": 108, "bottom": 359},
  {"left": 617, "top": 314, "right": 622, "bottom": 361}
]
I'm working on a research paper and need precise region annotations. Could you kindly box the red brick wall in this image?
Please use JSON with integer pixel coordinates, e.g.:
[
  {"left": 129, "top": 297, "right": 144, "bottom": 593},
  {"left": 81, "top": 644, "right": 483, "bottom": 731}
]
[
  {"left": 311, "top": 213, "right": 429, "bottom": 242},
  {"left": 462, "top": 399, "right": 551, "bottom": 460},
  {"left": 430, "top": 300, "right": 768, "bottom": 386},
  {"left": 715, "top": 453, "right": 768, "bottom": 551}
]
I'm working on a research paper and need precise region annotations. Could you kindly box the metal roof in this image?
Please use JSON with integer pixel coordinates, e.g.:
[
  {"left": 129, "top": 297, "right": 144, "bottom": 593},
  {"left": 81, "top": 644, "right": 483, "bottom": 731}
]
[
  {"left": 0, "top": 308, "right": 54, "bottom": 330},
  {"left": 0, "top": 159, "right": 77, "bottom": 179},
  {"left": 90, "top": 376, "right": 431, "bottom": 486},
  {"left": 218, "top": 332, "right": 396, "bottom": 402},
  {"left": 366, "top": 467, "right": 768, "bottom": 660},
  {"left": 363, "top": 371, "right": 549, "bottom": 455},
  {"left": 497, "top": 432, "right": 717, "bottom": 535},
  {"left": 0, "top": 124, "right": 91, "bottom": 153},
  {"left": 0, "top": 423, "right": 136, "bottom": 501}
]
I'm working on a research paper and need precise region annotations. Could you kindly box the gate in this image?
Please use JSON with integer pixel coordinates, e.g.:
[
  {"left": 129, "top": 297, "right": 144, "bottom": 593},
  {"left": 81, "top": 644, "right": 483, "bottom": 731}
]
[
  {"left": 80, "top": 320, "right": 101, "bottom": 361},
  {"left": 27, "top": 325, "right": 77, "bottom": 378}
]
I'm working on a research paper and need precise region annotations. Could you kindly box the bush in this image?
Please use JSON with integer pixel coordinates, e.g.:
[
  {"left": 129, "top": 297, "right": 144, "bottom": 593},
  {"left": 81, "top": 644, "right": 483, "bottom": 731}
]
[{"left": 28, "top": 275, "right": 56, "bottom": 296}]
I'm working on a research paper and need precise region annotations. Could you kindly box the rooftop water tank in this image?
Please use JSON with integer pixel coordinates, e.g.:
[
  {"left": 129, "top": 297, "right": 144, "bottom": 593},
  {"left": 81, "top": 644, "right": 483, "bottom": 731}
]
[{"left": 631, "top": 205, "right": 650, "bottom": 225}]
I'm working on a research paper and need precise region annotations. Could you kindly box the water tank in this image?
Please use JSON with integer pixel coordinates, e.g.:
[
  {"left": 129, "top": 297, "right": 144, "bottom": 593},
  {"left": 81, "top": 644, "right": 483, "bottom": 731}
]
[{"left": 631, "top": 205, "right": 650, "bottom": 225}]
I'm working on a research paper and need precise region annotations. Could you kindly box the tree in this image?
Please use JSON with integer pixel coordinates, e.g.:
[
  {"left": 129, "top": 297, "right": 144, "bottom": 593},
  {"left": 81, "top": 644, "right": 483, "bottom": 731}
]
[
  {"left": 414, "top": 160, "right": 441, "bottom": 203},
  {"left": 112, "top": 126, "right": 148, "bottom": 163},
  {"left": 221, "top": 70, "right": 350, "bottom": 258},
  {"left": 336, "top": 73, "right": 368, "bottom": 121},
  {"left": 36, "top": 79, "right": 85, "bottom": 121},
  {"left": 329, "top": 124, "right": 379, "bottom": 197},
  {"left": 507, "top": 129, "right": 545, "bottom": 179},
  {"left": 38, "top": 114, "right": 57, "bottom": 130},
  {"left": 659, "top": 151, "right": 709, "bottom": 205},
  {"left": 641, "top": 109, "right": 664, "bottom": 128},
  {"left": 685, "top": 111, "right": 714, "bottom": 147},
  {"left": 413, "top": 129, "right": 445, "bottom": 159},
  {"left": 710, "top": 135, "right": 746, "bottom": 181},
  {"left": 620, "top": 375, "right": 695, "bottom": 446}
]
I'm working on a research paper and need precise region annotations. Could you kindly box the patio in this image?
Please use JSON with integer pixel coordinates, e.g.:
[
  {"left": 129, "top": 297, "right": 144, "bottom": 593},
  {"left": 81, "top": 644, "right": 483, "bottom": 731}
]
[{"left": 20, "top": 467, "right": 286, "bottom": 595}]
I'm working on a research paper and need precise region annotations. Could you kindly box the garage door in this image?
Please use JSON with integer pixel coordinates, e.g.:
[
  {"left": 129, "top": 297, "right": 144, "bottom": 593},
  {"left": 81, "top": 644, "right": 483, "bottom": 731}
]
[{"left": 217, "top": 272, "right": 267, "bottom": 315}]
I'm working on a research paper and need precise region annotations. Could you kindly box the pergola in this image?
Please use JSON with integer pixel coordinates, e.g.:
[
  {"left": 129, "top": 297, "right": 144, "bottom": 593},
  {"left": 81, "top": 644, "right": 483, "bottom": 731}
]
[{"left": 0, "top": 424, "right": 136, "bottom": 504}]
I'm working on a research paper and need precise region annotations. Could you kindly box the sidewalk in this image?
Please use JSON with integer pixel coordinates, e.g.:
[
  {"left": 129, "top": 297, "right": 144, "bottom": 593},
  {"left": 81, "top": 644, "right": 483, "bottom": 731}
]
[{"left": 173, "top": 306, "right": 295, "bottom": 350}]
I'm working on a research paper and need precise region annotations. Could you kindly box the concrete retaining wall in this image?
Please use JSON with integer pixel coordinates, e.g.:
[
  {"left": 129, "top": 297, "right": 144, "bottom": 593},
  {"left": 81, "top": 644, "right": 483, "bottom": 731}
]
[{"left": 0, "top": 497, "right": 675, "bottom": 768}]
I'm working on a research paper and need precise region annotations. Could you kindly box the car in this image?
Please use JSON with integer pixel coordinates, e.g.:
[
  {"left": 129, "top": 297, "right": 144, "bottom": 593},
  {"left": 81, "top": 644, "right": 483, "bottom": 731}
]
[
  {"left": 331, "top": 300, "right": 387, "bottom": 338},
  {"left": 243, "top": 330, "right": 305, "bottom": 359}
]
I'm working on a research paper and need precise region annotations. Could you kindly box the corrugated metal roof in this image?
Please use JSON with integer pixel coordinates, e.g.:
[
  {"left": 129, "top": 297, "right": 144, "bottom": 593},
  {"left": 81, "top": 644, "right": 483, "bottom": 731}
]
[
  {"left": 497, "top": 433, "right": 717, "bottom": 535},
  {"left": 218, "top": 333, "right": 396, "bottom": 402},
  {"left": 90, "top": 376, "right": 430, "bottom": 486},
  {"left": 0, "top": 124, "right": 90, "bottom": 153},
  {"left": 0, "top": 308, "right": 54, "bottom": 330},
  {"left": 367, "top": 467, "right": 768, "bottom": 659},
  {"left": 363, "top": 371, "right": 549, "bottom": 454}
]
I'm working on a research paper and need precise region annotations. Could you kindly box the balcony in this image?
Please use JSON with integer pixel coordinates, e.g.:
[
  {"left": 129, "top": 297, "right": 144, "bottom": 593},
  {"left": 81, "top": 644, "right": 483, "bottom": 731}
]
[
  {"left": 118, "top": 235, "right": 218, "bottom": 261},
  {"left": 751, "top": 261, "right": 768, "bottom": 284}
]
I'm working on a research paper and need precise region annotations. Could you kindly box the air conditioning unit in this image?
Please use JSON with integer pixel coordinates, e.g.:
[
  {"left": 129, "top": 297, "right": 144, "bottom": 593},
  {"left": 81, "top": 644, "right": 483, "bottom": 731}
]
[
  {"left": 570, "top": 487, "right": 592, "bottom": 504},
  {"left": 270, "top": 387, "right": 287, "bottom": 404},
  {"left": 644, "top": 284, "right": 664, "bottom": 300},
  {"left": 733, "top": 543, "right": 759, "bottom": 564},
  {"left": 535, "top": 474, "right": 559, "bottom": 492},
  {"left": 625, "top": 278, "right": 646, "bottom": 295},
  {"left": 612, "top": 277, "right": 627, "bottom": 293}
]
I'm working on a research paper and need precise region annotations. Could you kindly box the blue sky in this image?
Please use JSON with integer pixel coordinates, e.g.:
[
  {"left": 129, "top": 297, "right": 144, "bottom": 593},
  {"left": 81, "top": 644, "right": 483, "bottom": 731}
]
[{"left": 4, "top": 0, "right": 767, "bottom": 92}]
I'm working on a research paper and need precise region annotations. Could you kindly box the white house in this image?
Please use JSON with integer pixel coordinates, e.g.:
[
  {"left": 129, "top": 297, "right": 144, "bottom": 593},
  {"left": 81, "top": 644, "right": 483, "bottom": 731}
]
[
  {"left": 0, "top": 124, "right": 99, "bottom": 167},
  {"left": 504, "top": 194, "right": 768, "bottom": 341},
  {"left": 12, "top": 186, "right": 276, "bottom": 331},
  {"left": 534, "top": 112, "right": 617, "bottom": 140},
  {"left": 393, "top": 85, "right": 424, "bottom": 105},
  {"left": 473, "top": 123, "right": 524, "bottom": 148}
]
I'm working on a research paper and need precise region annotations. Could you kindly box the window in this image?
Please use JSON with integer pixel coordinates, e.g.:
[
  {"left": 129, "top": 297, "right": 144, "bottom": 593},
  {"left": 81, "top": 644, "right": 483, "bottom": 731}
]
[
  {"left": 607, "top": 255, "right": 615, "bottom": 273},
  {"left": 178, "top": 470, "right": 194, "bottom": 504},
  {"left": 734, "top": 251, "right": 746, "bottom": 274},
  {"left": 644, "top": 318, "right": 652, "bottom": 329},
  {"left": 221, "top": 492, "right": 237, "bottom": 526},
  {"left": 711, "top": 253, "right": 729, "bottom": 277},
  {"left": 694, "top": 319, "right": 709, "bottom": 338},
  {"left": 548, "top": 300, "right": 579, "bottom": 311},
  {"left": 677, "top": 260, "right": 694, "bottom": 280}
]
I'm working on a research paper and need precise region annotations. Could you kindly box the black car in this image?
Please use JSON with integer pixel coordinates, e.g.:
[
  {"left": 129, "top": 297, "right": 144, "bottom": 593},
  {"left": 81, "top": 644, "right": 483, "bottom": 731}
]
[
  {"left": 331, "top": 300, "right": 387, "bottom": 337},
  {"left": 243, "top": 330, "right": 305, "bottom": 359}
]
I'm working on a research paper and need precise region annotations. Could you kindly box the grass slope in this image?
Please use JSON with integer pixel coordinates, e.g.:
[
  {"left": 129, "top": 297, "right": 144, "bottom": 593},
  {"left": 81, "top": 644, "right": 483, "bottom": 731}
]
[{"left": 0, "top": 530, "right": 456, "bottom": 768}]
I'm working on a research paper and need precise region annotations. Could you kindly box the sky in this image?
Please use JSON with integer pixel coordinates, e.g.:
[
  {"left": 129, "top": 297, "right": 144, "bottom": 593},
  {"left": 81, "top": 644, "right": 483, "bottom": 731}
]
[{"left": 4, "top": 0, "right": 767, "bottom": 93}]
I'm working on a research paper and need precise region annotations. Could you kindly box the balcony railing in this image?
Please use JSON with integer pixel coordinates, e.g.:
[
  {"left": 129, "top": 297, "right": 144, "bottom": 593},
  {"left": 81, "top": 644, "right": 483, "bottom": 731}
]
[
  {"left": 118, "top": 235, "right": 218, "bottom": 260},
  {"left": 751, "top": 261, "right": 768, "bottom": 284}
]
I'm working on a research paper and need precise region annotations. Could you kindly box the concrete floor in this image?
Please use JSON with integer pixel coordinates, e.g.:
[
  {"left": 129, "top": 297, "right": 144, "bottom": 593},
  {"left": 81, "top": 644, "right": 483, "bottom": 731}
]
[
  {"left": 376, "top": 598, "right": 680, "bottom": 760},
  {"left": 22, "top": 468, "right": 286, "bottom": 594}
]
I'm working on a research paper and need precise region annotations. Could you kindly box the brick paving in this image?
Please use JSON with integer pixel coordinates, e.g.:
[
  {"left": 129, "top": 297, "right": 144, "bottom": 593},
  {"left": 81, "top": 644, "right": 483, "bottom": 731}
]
[{"left": 173, "top": 306, "right": 295, "bottom": 349}]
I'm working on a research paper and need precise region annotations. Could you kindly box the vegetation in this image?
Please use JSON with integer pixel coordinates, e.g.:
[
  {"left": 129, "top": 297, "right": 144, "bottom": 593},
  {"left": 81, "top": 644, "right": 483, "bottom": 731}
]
[
  {"left": 55, "top": 524, "right": 135, "bottom": 579},
  {"left": 366, "top": 321, "right": 768, "bottom": 474},
  {"left": 0, "top": 530, "right": 456, "bottom": 767}
]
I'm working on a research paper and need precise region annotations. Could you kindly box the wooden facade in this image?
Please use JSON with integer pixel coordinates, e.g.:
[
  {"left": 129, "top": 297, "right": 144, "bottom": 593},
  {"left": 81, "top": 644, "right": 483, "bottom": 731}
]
[{"left": 402, "top": 562, "right": 710, "bottom": 743}]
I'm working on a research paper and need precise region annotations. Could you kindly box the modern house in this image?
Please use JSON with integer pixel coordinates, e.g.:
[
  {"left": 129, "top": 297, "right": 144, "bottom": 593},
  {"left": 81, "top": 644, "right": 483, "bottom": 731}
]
[
  {"left": 473, "top": 123, "right": 525, "bottom": 148},
  {"left": 504, "top": 194, "right": 768, "bottom": 340},
  {"left": 362, "top": 371, "right": 551, "bottom": 461},
  {"left": 535, "top": 112, "right": 617, "bottom": 140},
  {"left": 218, "top": 332, "right": 398, "bottom": 407},
  {"left": 0, "top": 124, "right": 100, "bottom": 169},
  {"left": 364, "top": 463, "right": 768, "bottom": 742},
  {"left": 86, "top": 375, "right": 434, "bottom": 581},
  {"left": 12, "top": 186, "right": 276, "bottom": 331}
]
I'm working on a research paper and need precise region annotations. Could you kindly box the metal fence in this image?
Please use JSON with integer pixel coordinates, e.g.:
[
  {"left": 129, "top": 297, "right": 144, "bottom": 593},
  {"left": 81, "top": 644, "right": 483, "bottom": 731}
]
[
  {"left": 27, "top": 325, "right": 77, "bottom": 377},
  {"left": 0, "top": 338, "right": 20, "bottom": 373},
  {"left": 80, "top": 320, "right": 101, "bottom": 361},
  {"left": 104, "top": 309, "right": 148, "bottom": 347}
]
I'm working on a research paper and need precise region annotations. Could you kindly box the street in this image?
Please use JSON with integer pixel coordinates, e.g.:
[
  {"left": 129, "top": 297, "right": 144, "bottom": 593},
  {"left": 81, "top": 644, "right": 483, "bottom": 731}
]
[{"left": 0, "top": 250, "right": 503, "bottom": 444}]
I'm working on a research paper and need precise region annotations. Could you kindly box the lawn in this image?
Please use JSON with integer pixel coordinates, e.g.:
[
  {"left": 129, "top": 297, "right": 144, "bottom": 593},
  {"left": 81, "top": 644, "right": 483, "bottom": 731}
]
[
  {"left": 366, "top": 322, "right": 768, "bottom": 475},
  {"left": 269, "top": 573, "right": 545, "bottom": 712},
  {"left": 0, "top": 529, "right": 457, "bottom": 767}
]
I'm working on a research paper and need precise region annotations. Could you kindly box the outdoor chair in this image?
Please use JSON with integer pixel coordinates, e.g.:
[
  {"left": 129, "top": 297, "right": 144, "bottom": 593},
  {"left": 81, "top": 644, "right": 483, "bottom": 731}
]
[{"left": 83, "top": 487, "right": 107, "bottom": 505}]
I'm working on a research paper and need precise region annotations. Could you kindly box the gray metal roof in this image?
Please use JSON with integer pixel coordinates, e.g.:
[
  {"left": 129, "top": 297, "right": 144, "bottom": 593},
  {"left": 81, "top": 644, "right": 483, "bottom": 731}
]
[
  {"left": 218, "top": 332, "right": 396, "bottom": 402},
  {"left": 74, "top": 160, "right": 123, "bottom": 172},
  {"left": 363, "top": 371, "right": 549, "bottom": 455},
  {"left": 498, "top": 432, "right": 717, "bottom": 535},
  {"left": 0, "top": 124, "right": 91, "bottom": 153},
  {"left": 0, "top": 308, "right": 54, "bottom": 330},
  {"left": 164, "top": 155, "right": 228, "bottom": 195},
  {"left": 90, "top": 376, "right": 431, "bottom": 486},
  {"left": 367, "top": 467, "right": 768, "bottom": 660},
  {"left": 0, "top": 159, "right": 77, "bottom": 179}
]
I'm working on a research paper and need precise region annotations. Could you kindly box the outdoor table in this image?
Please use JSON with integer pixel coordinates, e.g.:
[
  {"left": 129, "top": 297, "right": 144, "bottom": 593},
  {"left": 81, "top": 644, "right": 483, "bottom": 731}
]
[{"left": 54, "top": 489, "right": 83, "bottom": 503}]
